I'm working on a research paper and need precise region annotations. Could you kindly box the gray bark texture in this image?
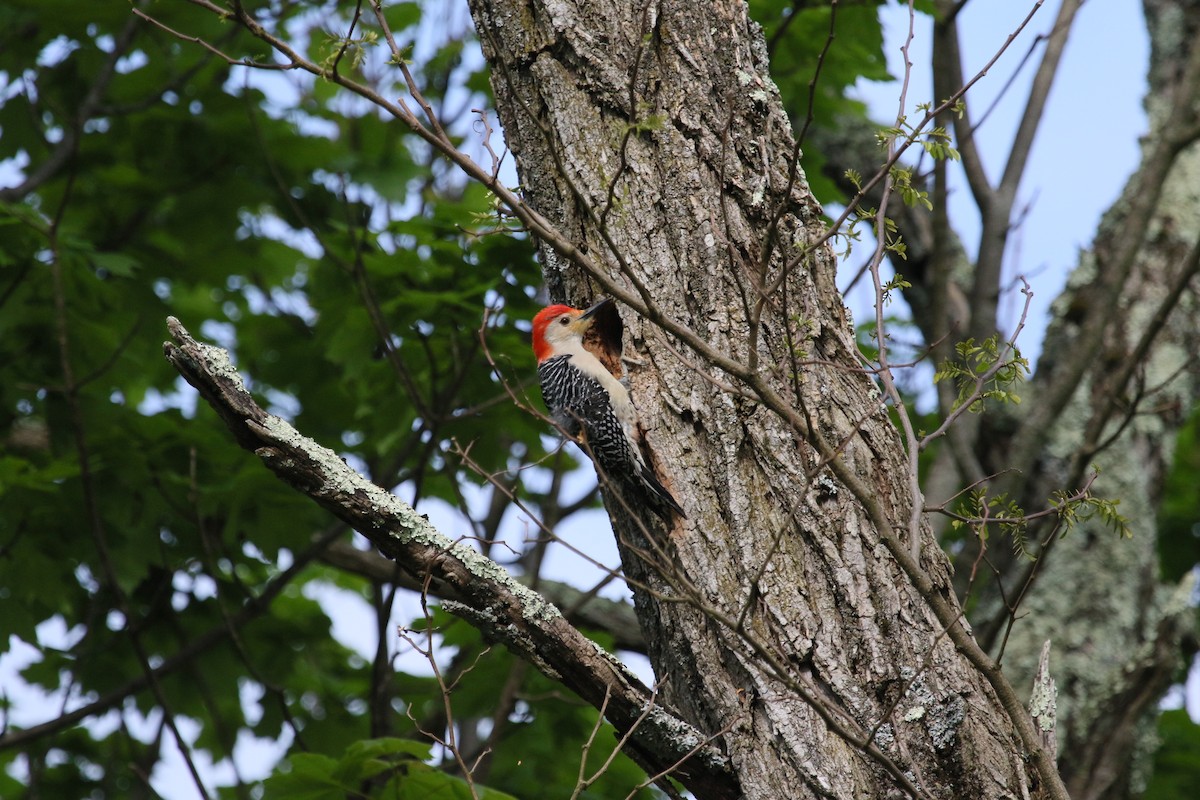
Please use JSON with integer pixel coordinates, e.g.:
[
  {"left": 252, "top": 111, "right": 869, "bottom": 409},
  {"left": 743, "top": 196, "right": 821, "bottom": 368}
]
[{"left": 467, "top": 1, "right": 1055, "bottom": 797}]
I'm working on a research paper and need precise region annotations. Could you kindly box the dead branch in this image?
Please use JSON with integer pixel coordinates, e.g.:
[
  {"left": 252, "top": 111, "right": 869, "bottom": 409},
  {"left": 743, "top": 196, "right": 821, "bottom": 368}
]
[{"left": 161, "top": 317, "right": 739, "bottom": 800}]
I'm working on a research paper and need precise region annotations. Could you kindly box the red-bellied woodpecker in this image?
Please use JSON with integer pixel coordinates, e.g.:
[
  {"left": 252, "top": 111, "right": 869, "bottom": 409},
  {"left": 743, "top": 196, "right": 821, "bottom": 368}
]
[{"left": 531, "top": 299, "right": 685, "bottom": 520}]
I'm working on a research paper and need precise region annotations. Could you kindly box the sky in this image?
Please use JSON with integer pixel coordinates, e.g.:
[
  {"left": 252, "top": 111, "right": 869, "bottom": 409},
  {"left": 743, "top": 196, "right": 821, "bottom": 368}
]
[
  {"left": 845, "top": 0, "right": 1150, "bottom": 367},
  {"left": 3, "top": 1, "right": 1190, "bottom": 797}
]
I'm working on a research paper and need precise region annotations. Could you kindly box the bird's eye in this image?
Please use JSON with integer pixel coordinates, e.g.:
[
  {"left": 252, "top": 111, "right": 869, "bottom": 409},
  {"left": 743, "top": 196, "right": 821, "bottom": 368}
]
[{"left": 559, "top": 316, "right": 570, "bottom": 325}]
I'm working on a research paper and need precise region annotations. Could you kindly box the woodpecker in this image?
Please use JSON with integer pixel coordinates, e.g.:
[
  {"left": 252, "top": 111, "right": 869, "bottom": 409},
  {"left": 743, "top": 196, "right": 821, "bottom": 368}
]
[{"left": 531, "top": 299, "right": 685, "bottom": 520}]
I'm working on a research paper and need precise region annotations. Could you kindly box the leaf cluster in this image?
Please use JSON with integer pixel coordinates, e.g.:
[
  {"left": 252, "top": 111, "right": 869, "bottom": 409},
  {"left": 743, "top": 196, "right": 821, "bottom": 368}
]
[
  {"left": 0, "top": 2, "right": 583, "bottom": 796},
  {"left": 950, "top": 484, "right": 1131, "bottom": 561},
  {"left": 934, "top": 336, "right": 1029, "bottom": 414},
  {"left": 951, "top": 488, "right": 1031, "bottom": 555},
  {"left": 0, "top": 0, "right": 921, "bottom": 797}
]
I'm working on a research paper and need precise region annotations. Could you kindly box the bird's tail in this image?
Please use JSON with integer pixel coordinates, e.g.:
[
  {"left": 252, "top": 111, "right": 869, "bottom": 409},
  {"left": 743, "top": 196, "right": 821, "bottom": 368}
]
[{"left": 636, "top": 464, "right": 686, "bottom": 521}]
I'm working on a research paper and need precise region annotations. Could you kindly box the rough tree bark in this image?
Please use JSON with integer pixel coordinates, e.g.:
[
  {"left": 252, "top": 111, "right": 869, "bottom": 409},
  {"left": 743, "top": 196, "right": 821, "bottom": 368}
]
[
  {"left": 137, "top": 0, "right": 1200, "bottom": 794},
  {"left": 468, "top": 1, "right": 1060, "bottom": 797}
]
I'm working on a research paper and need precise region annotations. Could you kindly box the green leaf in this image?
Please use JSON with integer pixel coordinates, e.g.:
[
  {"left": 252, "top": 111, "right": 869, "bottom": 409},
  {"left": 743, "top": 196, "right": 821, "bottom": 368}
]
[
  {"left": 1143, "top": 709, "right": 1200, "bottom": 800},
  {"left": 263, "top": 754, "right": 346, "bottom": 800}
]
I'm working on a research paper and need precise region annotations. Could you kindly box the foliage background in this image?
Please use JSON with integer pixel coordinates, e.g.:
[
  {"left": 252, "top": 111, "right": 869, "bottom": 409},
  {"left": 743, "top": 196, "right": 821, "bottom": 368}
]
[{"left": 0, "top": 0, "right": 1197, "bottom": 798}]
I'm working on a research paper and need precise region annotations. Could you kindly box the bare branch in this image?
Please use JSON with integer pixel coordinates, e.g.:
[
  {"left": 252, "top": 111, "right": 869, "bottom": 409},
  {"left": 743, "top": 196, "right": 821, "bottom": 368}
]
[
  {"left": 969, "top": 0, "right": 1082, "bottom": 344},
  {"left": 1074, "top": 229, "right": 1200, "bottom": 466},
  {"left": 1006, "top": 20, "right": 1200, "bottom": 482},
  {"left": 0, "top": 4, "right": 145, "bottom": 203},
  {"left": 319, "top": 538, "right": 647, "bottom": 652},
  {"left": 162, "top": 317, "right": 740, "bottom": 800},
  {"left": 932, "top": 1, "right": 994, "bottom": 216},
  {"left": 774, "top": 0, "right": 1048, "bottom": 286}
]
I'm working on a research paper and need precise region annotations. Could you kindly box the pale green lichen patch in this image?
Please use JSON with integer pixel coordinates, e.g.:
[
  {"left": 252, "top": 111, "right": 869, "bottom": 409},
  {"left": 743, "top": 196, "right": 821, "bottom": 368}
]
[
  {"left": 928, "top": 696, "right": 965, "bottom": 749},
  {"left": 902, "top": 705, "right": 925, "bottom": 722},
  {"left": 202, "top": 344, "right": 247, "bottom": 392},
  {"left": 1164, "top": 570, "right": 1197, "bottom": 616},
  {"left": 1029, "top": 662, "right": 1058, "bottom": 735},
  {"left": 1030, "top": 691, "right": 1057, "bottom": 733},
  {"left": 169, "top": 316, "right": 247, "bottom": 393},
  {"left": 640, "top": 705, "right": 732, "bottom": 771}
]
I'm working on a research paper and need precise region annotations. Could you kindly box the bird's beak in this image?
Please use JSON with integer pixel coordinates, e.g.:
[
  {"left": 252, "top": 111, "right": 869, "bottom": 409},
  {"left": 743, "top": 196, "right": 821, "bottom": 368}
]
[{"left": 579, "top": 297, "right": 612, "bottom": 322}]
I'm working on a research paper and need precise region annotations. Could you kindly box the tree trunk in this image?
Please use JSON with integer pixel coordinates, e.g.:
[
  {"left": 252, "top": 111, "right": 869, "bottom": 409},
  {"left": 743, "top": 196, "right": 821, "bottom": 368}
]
[{"left": 468, "top": 1, "right": 1053, "bottom": 796}]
